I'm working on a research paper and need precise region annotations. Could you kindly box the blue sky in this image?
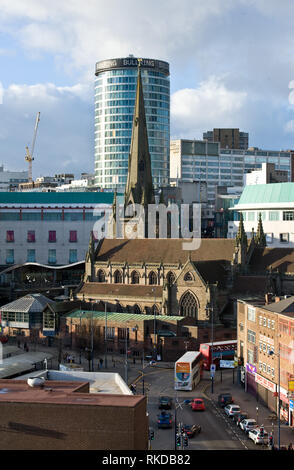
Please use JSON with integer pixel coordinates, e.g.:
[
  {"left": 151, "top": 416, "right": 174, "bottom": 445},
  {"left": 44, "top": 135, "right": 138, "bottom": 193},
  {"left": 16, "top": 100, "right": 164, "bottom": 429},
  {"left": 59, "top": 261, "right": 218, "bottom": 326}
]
[{"left": 0, "top": 0, "right": 294, "bottom": 178}]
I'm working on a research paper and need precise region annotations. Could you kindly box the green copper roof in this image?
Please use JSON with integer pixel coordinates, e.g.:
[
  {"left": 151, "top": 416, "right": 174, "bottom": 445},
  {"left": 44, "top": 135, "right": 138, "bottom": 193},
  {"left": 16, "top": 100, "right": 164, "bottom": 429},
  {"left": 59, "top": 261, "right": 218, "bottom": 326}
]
[
  {"left": 0, "top": 192, "right": 121, "bottom": 205},
  {"left": 66, "top": 310, "right": 185, "bottom": 322},
  {"left": 237, "top": 183, "right": 294, "bottom": 205}
]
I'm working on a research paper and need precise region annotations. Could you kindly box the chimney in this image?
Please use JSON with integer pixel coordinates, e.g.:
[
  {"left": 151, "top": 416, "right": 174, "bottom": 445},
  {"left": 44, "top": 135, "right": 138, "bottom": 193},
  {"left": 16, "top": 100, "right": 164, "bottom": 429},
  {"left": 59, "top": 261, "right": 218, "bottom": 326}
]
[{"left": 275, "top": 296, "right": 281, "bottom": 303}]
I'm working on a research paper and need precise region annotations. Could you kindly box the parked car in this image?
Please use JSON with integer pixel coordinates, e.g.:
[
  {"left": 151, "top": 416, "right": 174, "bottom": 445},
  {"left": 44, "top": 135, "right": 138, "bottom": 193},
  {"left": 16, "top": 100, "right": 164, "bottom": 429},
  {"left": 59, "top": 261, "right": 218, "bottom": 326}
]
[
  {"left": 191, "top": 398, "right": 205, "bottom": 411},
  {"left": 182, "top": 424, "right": 201, "bottom": 438},
  {"left": 248, "top": 428, "right": 269, "bottom": 445},
  {"left": 158, "top": 396, "right": 173, "bottom": 409},
  {"left": 218, "top": 393, "right": 234, "bottom": 407},
  {"left": 240, "top": 418, "right": 257, "bottom": 434},
  {"left": 224, "top": 404, "right": 241, "bottom": 418},
  {"left": 233, "top": 412, "right": 249, "bottom": 426},
  {"left": 157, "top": 411, "right": 173, "bottom": 429}
]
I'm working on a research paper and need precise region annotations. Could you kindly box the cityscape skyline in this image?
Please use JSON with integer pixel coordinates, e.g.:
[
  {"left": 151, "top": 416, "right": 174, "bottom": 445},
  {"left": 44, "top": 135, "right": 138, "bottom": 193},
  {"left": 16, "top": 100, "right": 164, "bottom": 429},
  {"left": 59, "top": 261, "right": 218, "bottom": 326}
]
[{"left": 0, "top": 1, "right": 294, "bottom": 179}]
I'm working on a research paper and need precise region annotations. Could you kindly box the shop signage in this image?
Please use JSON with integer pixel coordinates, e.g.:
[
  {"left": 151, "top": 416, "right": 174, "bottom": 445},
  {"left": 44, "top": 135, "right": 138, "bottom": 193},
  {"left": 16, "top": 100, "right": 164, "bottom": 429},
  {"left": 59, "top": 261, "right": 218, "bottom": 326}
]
[
  {"left": 246, "top": 363, "right": 257, "bottom": 374},
  {"left": 220, "top": 360, "right": 235, "bottom": 368},
  {"left": 289, "top": 400, "right": 294, "bottom": 411},
  {"left": 255, "top": 373, "right": 276, "bottom": 393},
  {"left": 289, "top": 380, "right": 294, "bottom": 392}
]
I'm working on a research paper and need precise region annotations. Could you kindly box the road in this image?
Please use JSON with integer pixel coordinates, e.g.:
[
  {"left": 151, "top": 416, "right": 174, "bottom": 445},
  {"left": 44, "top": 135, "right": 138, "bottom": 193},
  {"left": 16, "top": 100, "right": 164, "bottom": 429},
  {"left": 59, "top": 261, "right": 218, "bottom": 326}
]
[{"left": 136, "top": 366, "right": 269, "bottom": 451}]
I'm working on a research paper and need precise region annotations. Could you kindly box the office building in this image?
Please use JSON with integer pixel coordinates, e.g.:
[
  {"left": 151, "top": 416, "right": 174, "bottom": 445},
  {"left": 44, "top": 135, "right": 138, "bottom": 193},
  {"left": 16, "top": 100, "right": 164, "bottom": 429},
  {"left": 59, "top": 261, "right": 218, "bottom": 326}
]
[
  {"left": 94, "top": 56, "right": 170, "bottom": 191},
  {"left": 203, "top": 128, "right": 249, "bottom": 150},
  {"left": 170, "top": 140, "right": 294, "bottom": 207},
  {"left": 0, "top": 165, "right": 28, "bottom": 191},
  {"left": 0, "top": 192, "right": 114, "bottom": 266},
  {"left": 228, "top": 182, "right": 294, "bottom": 246}
]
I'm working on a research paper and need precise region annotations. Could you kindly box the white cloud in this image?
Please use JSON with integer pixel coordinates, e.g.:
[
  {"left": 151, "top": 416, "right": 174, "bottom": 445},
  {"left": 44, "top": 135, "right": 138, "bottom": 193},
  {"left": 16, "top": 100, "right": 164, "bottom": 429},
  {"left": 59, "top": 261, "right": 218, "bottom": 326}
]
[
  {"left": 284, "top": 120, "right": 294, "bottom": 134},
  {"left": 171, "top": 76, "right": 247, "bottom": 138}
]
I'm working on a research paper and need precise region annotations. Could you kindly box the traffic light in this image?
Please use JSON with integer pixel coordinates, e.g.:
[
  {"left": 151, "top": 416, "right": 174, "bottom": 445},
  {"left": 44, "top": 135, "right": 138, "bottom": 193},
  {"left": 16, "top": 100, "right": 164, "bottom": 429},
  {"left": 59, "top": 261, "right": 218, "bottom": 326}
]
[
  {"left": 149, "top": 428, "right": 154, "bottom": 441},
  {"left": 259, "top": 426, "right": 264, "bottom": 437},
  {"left": 183, "top": 434, "right": 189, "bottom": 447},
  {"left": 176, "top": 433, "right": 181, "bottom": 447}
]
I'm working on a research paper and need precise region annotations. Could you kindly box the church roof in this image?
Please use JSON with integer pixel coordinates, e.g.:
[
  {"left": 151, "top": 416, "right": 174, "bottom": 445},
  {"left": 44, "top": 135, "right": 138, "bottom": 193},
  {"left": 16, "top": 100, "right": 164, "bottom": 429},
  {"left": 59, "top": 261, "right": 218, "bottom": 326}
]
[
  {"left": 249, "top": 247, "right": 294, "bottom": 273},
  {"left": 94, "top": 238, "right": 236, "bottom": 265},
  {"left": 78, "top": 283, "right": 162, "bottom": 299}
]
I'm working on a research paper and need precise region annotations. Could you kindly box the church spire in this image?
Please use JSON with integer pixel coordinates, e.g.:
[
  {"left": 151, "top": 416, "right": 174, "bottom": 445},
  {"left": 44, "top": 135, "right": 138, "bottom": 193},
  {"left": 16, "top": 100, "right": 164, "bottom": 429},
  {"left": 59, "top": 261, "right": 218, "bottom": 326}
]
[
  {"left": 255, "top": 212, "right": 266, "bottom": 246},
  {"left": 235, "top": 212, "right": 247, "bottom": 246},
  {"left": 124, "top": 59, "right": 155, "bottom": 208}
]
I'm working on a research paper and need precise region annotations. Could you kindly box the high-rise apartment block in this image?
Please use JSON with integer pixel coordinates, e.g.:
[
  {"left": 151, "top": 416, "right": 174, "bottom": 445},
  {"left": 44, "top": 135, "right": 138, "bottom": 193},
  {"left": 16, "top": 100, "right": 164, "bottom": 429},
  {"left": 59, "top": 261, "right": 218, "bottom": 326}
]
[
  {"left": 203, "top": 128, "right": 249, "bottom": 150},
  {"left": 94, "top": 56, "right": 170, "bottom": 191}
]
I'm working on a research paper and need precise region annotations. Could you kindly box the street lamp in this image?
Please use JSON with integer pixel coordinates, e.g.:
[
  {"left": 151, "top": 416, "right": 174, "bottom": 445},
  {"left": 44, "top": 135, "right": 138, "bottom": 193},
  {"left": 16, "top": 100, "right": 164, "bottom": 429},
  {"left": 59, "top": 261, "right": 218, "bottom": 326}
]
[
  {"left": 269, "top": 346, "right": 280, "bottom": 450},
  {"left": 152, "top": 287, "right": 157, "bottom": 360},
  {"left": 256, "top": 406, "right": 259, "bottom": 425},
  {"left": 205, "top": 302, "right": 214, "bottom": 393},
  {"left": 104, "top": 301, "right": 108, "bottom": 369}
]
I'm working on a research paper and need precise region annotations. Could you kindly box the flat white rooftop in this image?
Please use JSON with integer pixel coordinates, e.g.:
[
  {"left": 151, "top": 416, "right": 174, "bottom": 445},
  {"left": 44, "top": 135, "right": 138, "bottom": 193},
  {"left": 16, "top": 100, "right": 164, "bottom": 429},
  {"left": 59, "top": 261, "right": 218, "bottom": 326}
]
[{"left": 16, "top": 369, "right": 132, "bottom": 395}]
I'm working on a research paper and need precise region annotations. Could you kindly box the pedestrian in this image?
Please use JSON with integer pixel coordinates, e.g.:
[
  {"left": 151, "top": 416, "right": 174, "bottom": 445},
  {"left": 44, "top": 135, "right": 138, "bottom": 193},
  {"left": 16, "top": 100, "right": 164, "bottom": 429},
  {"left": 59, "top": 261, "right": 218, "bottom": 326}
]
[
  {"left": 288, "top": 442, "right": 293, "bottom": 451},
  {"left": 140, "top": 356, "right": 143, "bottom": 364},
  {"left": 24, "top": 342, "right": 27, "bottom": 350},
  {"left": 100, "top": 358, "right": 103, "bottom": 368},
  {"left": 17, "top": 339, "right": 21, "bottom": 348},
  {"left": 133, "top": 357, "right": 136, "bottom": 365},
  {"left": 112, "top": 358, "right": 115, "bottom": 368}
]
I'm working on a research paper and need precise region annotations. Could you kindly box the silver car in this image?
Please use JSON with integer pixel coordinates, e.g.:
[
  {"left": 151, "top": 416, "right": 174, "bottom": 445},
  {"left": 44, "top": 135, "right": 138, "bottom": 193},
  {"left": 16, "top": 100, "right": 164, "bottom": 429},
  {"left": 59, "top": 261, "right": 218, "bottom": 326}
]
[
  {"left": 240, "top": 418, "right": 257, "bottom": 433},
  {"left": 248, "top": 428, "right": 269, "bottom": 445},
  {"left": 224, "top": 404, "right": 241, "bottom": 418}
]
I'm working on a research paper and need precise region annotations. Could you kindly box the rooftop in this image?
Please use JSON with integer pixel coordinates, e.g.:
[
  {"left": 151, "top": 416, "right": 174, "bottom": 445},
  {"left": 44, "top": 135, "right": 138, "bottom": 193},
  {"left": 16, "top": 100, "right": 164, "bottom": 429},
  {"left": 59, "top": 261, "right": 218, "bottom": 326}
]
[
  {"left": 0, "top": 191, "right": 118, "bottom": 206},
  {"left": 0, "top": 379, "right": 143, "bottom": 407},
  {"left": 235, "top": 183, "right": 294, "bottom": 207},
  {"left": 0, "top": 293, "right": 54, "bottom": 313},
  {"left": 66, "top": 309, "right": 185, "bottom": 323}
]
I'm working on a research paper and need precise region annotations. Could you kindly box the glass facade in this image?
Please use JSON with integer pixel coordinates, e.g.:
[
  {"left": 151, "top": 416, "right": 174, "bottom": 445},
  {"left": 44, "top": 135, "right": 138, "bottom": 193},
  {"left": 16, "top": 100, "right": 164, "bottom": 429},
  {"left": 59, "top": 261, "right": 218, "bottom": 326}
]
[{"left": 95, "top": 57, "right": 170, "bottom": 190}]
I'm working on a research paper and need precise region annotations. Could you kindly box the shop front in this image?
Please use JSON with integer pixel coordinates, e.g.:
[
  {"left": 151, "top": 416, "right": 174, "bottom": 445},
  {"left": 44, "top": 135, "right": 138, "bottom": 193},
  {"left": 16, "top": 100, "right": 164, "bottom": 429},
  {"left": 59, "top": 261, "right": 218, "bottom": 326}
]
[
  {"left": 255, "top": 373, "right": 276, "bottom": 412},
  {"left": 246, "top": 363, "right": 257, "bottom": 397}
]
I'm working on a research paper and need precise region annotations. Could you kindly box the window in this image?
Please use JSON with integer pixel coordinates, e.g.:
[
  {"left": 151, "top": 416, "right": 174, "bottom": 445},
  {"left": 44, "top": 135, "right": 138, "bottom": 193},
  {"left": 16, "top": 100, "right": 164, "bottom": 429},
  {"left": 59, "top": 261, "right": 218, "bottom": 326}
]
[
  {"left": 247, "top": 306, "right": 256, "bottom": 322},
  {"left": 259, "top": 342, "right": 263, "bottom": 352},
  {"left": 263, "top": 363, "right": 266, "bottom": 372},
  {"left": 6, "top": 249, "right": 14, "bottom": 264},
  {"left": 48, "top": 249, "right": 56, "bottom": 264},
  {"left": 131, "top": 271, "right": 140, "bottom": 284},
  {"left": 247, "top": 329, "right": 256, "bottom": 344},
  {"left": 180, "top": 291, "right": 198, "bottom": 318},
  {"left": 259, "top": 316, "right": 263, "bottom": 326},
  {"left": 69, "top": 230, "right": 77, "bottom": 242},
  {"left": 269, "top": 211, "right": 280, "bottom": 221},
  {"left": 267, "top": 344, "right": 271, "bottom": 354},
  {"left": 267, "top": 319, "right": 271, "bottom": 328},
  {"left": 263, "top": 343, "right": 266, "bottom": 352},
  {"left": 239, "top": 322, "right": 244, "bottom": 332},
  {"left": 69, "top": 249, "right": 77, "bottom": 263},
  {"left": 27, "top": 230, "right": 35, "bottom": 243},
  {"left": 184, "top": 272, "right": 193, "bottom": 281},
  {"left": 6, "top": 231, "right": 14, "bottom": 242},
  {"left": 283, "top": 211, "right": 294, "bottom": 221},
  {"left": 272, "top": 368, "right": 275, "bottom": 377},
  {"left": 247, "top": 349, "right": 254, "bottom": 364},
  {"left": 259, "top": 362, "right": 262, "bottom": 371},
  {"left": 267, "top": 365, "right": 271, "bottom": 374},
  {"left": 166, "top": 271, "right": 176, "bottom": 286},
  {"left": 263, "top": 317, "right": 267, "bottom": 327},
  {"left": 266, "top": 233, "right": 273, "bottom": 244},
  {"left": 271, "top": 320, "right": 275, "bottom": 330},
  {"left": 280, "top": 233, "right": 289, "bottom": 243},
  {"left": 27, "top": 249, "right": 35, "bottom": 263},
  {"left": 149, "top": 271, "right": 157, "bottom": 285},
  {"left": 248, "top": 212, "right": 255, "bottom": 221},
  {"left": 48, "top": 231, "right": 56, "bottom": 243},
  {"left": 97, "top": 269, "right": 106, "bottom": 282},
  {"left": 113, "top": 270, "right": 122, "bottom": 284}
]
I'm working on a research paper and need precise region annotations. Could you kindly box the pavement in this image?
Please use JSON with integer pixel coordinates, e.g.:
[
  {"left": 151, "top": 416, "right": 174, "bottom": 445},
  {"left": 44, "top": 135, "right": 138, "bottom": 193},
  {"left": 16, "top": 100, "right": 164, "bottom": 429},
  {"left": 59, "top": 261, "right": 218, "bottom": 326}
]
[{"left": 202, "top": 368, "right": 294, "bottom": 449}]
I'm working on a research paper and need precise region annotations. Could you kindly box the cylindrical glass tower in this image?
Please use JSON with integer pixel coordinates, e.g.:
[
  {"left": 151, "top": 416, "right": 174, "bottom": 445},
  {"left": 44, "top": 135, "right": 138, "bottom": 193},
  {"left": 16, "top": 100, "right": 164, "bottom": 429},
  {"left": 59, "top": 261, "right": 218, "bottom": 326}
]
[{"left": 94, "top": 56, "right": 170, "bottom": 191}]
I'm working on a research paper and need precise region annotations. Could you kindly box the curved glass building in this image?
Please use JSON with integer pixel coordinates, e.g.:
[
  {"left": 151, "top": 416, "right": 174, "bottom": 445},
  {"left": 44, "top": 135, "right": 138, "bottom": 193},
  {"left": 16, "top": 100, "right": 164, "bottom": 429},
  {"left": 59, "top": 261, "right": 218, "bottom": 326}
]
[{"left": 94, "top": 56, "right": 170, "bottom": 191}]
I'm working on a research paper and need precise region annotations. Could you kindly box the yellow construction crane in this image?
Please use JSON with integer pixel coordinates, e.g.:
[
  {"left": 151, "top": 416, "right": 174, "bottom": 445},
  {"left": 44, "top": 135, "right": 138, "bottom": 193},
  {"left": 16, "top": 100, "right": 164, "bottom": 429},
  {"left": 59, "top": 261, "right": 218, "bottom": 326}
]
[{"left": 25, "top": 112, "right": 40, "bottom": 182}]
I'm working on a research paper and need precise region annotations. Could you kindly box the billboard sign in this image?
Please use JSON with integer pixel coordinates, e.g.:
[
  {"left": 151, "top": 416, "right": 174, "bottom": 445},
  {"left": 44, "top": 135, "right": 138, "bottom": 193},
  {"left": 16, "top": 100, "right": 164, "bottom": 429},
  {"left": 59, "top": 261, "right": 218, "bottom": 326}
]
[{"left": 220, "top": 360, "right": 235, "bottom": 369}]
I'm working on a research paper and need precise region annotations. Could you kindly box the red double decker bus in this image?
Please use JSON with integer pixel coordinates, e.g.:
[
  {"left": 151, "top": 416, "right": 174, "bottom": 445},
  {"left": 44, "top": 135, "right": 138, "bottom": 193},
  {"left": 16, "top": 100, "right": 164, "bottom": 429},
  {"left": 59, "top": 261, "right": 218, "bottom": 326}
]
[{"left": 200, "top": 340, "right": 237, "bottom": 370}]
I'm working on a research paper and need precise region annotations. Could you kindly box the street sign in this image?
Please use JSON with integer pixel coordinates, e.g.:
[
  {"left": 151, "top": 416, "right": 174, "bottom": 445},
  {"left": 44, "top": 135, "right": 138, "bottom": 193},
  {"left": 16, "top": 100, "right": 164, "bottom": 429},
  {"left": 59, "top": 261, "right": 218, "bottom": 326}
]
[
  {"left": 290, "top": 399, "right": 294, "bottom": 411},
  {"left": 210, "top": 364, "right": 216, "bottom": 372},
  {"left": 220, "top": 360, "right": 235, "bottom": 369}
]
